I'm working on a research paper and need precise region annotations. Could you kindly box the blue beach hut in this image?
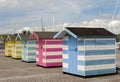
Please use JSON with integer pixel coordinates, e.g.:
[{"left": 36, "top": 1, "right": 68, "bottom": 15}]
[
  {"left": 18, "top": 34, "right": 37, "bottom": 62},
  {"left": 54, "top": 27, "right": 116, "bottom": 77}
]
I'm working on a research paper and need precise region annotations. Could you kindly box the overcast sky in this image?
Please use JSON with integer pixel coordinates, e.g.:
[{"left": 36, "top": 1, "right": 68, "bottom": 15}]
[{"left": 0, "top": 0, "right": 120, "bottom": 33}]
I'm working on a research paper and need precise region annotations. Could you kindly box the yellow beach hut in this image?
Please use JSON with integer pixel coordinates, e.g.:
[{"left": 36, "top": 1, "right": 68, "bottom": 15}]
[
  {"left": 13, "top": 33, "right": 23, "bottom": 59},
  {"left": 5, "top": 34, "right": 16, "bottom": 57}
]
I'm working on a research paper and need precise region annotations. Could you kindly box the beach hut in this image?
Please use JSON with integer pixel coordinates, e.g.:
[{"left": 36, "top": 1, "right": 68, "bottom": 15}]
[
  {"left": 5, "top": 35, "right": 16, "bottom": 57},
  {"left": 54, "top": 27, "right": 116, "bottom": 77},
  {"left": 12, "top": 34, "right": 23, "bottom": 59},
  {"left": 0, "top": 35, "right": 7, "bottom": 54},
  {"left": 19, "top": 34, "right": 36, "bottom": 62},
  {"left": 29, "top": 32, "right": 62, "bottom": 67}
]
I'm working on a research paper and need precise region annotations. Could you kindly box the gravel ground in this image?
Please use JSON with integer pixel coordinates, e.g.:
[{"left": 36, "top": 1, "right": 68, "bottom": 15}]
[{"left": 0, "top": 49, "right": 120, "bottom": 82}]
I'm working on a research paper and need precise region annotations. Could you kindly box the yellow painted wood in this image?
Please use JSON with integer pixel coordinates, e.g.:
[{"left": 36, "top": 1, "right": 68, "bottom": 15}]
[
  {"left": 5, "top": 41, "right": 15, "bottom": 57},
  {"left": 12, "top": 41, "right": 22, "bottom": 59}
]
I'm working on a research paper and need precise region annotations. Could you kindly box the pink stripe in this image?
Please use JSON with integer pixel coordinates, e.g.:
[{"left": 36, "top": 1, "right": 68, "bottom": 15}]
[
  {"left": 43, "top": 55, "right": 62, "bottom": 59},
  {"left": 43, "top": 48, "right": 62, "bottom": 52},
  {"left": 45, "top": 41, "right": 62, "bottom": 45},
  {"left": 37, "top": 62, "right": 62, "bottom": 67},
  {"left": 45, "top": 62, "right": 62, "bottom": 67},
  {"left": 36, "top": 62, "right": 46, "bottom": 66}
]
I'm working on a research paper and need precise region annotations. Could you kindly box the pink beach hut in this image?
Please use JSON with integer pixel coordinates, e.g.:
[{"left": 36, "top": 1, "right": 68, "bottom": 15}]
[{"left": 29, "top": 32, "right": 62, "bottom": 67}]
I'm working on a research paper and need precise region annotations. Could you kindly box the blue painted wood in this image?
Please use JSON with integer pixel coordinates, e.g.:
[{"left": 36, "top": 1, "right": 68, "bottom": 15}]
[
  {"left": 77, "top": 59, "right": 115, "bottom": 66},
  {"left": 77, "top": 60, "right": 85, "bottom": 66},
  {"left": 85, "top": 40, "right": 115, "bottom": 45},
  {"left": 96, "top": 40, "right": 115, "bottom": 45},
  {"left": 77, "top": 50, "right": 85, "bottom": 56},
  {"left": 85, "top": 40, "right": 96, "bottom": 45},
  {"left": 63, "top": 68, "right": 69, "bottom": 73},
  {"left": 69, "top": 51, "right": 77, "bottom": 74},
  {"left": 79, "top": 36, "right": 116, "bottom": 38},
  {"left": 62, "top": 41, "right": 68, "bottom": 45},
  {"left": 22, "top": 40, "right": 27, "bottom": 61},
  {"left": 28, "top": 47, "right": 36, "bottom": 50},
  {"left": 22, "top": 40, "right": 36, "bottom": 62},
  {"left": 85, "top": 49, "right": 115, "bottom": 55},
  {"left": 68, "top": 34, "right": 77, "bottom": 51},
  {"left": 27, "top": 40, "right": 36, "bottom": 62},
  {"left": 78, "top": 40, "right": 84, "bottom": 45},
  {"left": 63, "top": 59, "right": 69, "bottom": 63},
  {"left": 63, "top": 50, "right": 68, "bottom": 55},
  {"left": 28, "top": 40, "right": 36, "bottom": 44},
  {"left": 61, "top": 34, "right": 116, "bottom": 76},
  {"left": 85, "top": 68, "right": 116, "bottom": 76}
]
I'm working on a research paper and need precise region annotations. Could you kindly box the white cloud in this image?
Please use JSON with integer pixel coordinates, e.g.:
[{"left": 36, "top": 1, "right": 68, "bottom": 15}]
[
  {"left": 0, "top": 0, "right": 19, "bottom": 8},
  {"left": 0, "top": 0, "right": 119, "bottom": 34},
  {"left": 54, "top": 19, "right": 120, "bottom": 34}
]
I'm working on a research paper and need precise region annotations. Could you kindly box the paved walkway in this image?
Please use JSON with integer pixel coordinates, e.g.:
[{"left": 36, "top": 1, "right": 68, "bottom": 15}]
[{"left": 0, "top": 49, "right": 120, "bottom": 82}]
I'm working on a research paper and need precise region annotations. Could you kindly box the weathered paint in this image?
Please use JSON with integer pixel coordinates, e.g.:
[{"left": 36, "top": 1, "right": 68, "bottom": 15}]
[
  {"left": 22, "top": 40, "right": 37, "bottom": 62},
  {"left": 62, "top": 35, "right": 116, "bottom": 77},
  {"left": 12, "top": 41, "right": 22, "bottom": 59},
  {"left": 36, "top": 39, "right": 62, "bottom": 67},
  {"left": 5, "top": 41, "right": 15, "bottom": 57}
]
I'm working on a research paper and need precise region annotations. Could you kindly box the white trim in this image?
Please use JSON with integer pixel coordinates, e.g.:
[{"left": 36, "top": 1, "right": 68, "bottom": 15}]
[
  {"left": 42, "top": 59, "right": 62, "bottom": 63},
  {"left": 14, "top": 54, "right": 22, "bottom": 56},
  {"left": 7, "top": 44, "right": 14, "bottom": 46},
  {"left": 62, "top": 45, "right": 68, "bottom": 50},
  {"left": 36, "top": 51, "right": 39, "bottom": 54},
  {"left": 36, "top": 57, "right": 39, "bottom": 62},
  {"left": 78, "top": 45, "right": 115, "bottom": 50},
  {"left": 78, "top": 38, "right": 84, "bottom": 41},
  {"left": 15, "top": 44, "right": 22, "bottom": 47},
  {"left": 63, "top": 54, "right": 69, "bottom": 59},
  {"left": 7, "top": 48, "right": 13, "bottom": 50},
  {"left": 43, "top": 52, "right": 62, "bottom": 56},
  {"left": 15, "top": 49, "right": 22, "bottom": 51},
  {"left": 43, "top": 45, "right": 62, "bottom": 48},
  {"left": 26, "top": 44, "right": 37, "bottom": 47},
  {"left": 6, "top": 52, "right": 12, "bottom": 54},
  {"left": 26, "top": 56, "right": 36, "bottom": 59},
  {"left": 63, "top": 63, "right": 69, "bottom": 68},
  {"left": 77, "top": 55, "right": 115, "bottom": 61},
  {"left": 77, "top": 64, "right": 116, "bottom": 71}
]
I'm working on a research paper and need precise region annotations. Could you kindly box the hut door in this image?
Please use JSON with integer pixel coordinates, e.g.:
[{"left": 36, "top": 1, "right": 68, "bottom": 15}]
[
  {"left": 68, "top": 35, "right": 77, "bottom": 51},
  {"left": 68, "top": 35, "right": 77, "bottom": 73}
]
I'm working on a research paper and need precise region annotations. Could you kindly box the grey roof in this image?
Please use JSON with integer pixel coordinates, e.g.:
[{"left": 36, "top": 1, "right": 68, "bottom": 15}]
[
  {"left": 19, "top": 34, "right": 31, "bottom": 40},
  {"left": 9, "top": 34, "right": 17, "bottom": 40},
  {"left": 66, "top": 27, "right": 116, "bottom": 37},
  {"left": 35, "top": 32, "right": 57, "bottom": 38},
  {"left": 0, "top": 34, "right": 8, "bottom": 41}
]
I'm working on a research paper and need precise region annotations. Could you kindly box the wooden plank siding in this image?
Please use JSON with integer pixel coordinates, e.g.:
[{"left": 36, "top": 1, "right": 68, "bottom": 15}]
[
  {"left": 12, "top": 41, "right": 22, "bottom": 59},
  {"left": 36, "top": 39, "right": 62, "bottom": 67},
  {"left": 62, "top": 35, "right": 116, "bottom": 76}
]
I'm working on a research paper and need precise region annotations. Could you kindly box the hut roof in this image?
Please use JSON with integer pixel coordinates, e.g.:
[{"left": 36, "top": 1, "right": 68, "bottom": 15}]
[
  {"left": 9, "top": 34, "right": 17, "bottom": 40},
  {"left": 19, "top": 34, "right": 31, "bottom": 40},
  {"left": 54, "top": 27, "right": 116, "bottom": 38},
  {"left": 34, "top": 32, "right": 57, "bottom": 38},
  {"left": 0, "top": 34, "right": 8, "bottom": 41}
]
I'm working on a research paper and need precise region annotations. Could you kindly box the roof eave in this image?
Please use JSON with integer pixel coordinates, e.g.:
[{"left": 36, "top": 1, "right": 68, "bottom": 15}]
[{"left": 54, "top": 28, "right": 77, "bottom": 39}]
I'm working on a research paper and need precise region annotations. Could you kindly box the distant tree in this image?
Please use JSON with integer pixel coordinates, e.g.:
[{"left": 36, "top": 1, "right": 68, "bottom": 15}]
[
  {"left": 116, "top": 34, "right": 120, "bottom": 42},
  {"left": 22, "top": 30, "right": 31, "bottom": 34},
  {"left": 27, "top": 30, "right": 31, "bottom": 34},
  {"left": 22, "top": 30, "right": 27, "bottom": 34}
]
